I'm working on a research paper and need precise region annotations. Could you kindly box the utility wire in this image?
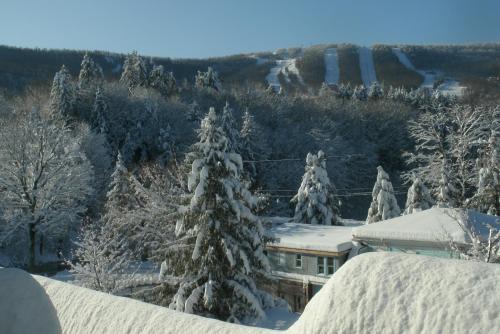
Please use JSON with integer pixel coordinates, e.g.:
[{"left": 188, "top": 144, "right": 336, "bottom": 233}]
[
  {"left": 242, "top": 154, "right": 365, "bottom": 163},
  {"left": 267, "top": 191, "right": 408, "bottom": 198}
]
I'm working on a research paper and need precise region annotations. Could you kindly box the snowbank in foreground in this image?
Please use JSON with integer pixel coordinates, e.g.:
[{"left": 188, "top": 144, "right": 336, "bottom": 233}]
[
  {"left": 290, "top": 253, "right": 500, "bottom": 334},
  {"left": 0, "top": 268, "right": 272, "bottom": 334},
  {"left": 1, "top": 253, "right": 499, "bottom": 333}
]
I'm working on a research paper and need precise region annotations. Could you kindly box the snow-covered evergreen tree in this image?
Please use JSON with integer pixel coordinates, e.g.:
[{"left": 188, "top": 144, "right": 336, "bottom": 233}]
[
  {"left": 353, "top": 85, "right": 368, "bottom": 101},
  {"left": 368, "top": 82, "right": 384, "bottom": 99},
  {"left": 102, "top": 153, "right": 147, "bottom": 256},
  {"left": 49, "top": 65, "right": 74, "bottom": 119},
  {"left": 469, "top": 128, "right": 499, "bottom": 215},
  {"left": 167, "top": 108, "right": 272, "bottom": 322},
  {"left": 120, "top": 51, "right": 148, "bottom": 92},
  {"left": 92, "top": 87, "right": 109, "bottom": 135},
  {"left": 221, "top": 102, "right": 240, "bottom": 152},
  {"left": 187, "top": 101, "right": 203, "bottom": 122},
  {"left": 366, "top": 166, "right": 401, "bottom": 224},
  {"left": 239, "top": 109, "right": 258, "bottom": 182},
  {"left": 194, "top": 67, "right": 221, "bottom": 91},
  {"left": 403, "top": 176, "right": 434, "bottom": 215},
  {"left": 435, "top": 159, "right": 457, "bottom": 208},
  {"left": 78, "top": 52, "right": 103, "bottom": 89},
  {"left": 292, "top": 151, "right": 341, "bottom": 225},
  {"left": 336, "top": 83, "right": 352, "bottom": 101},
  {"left": 149, "top": 65, "right": 177, "bottom": 97}
]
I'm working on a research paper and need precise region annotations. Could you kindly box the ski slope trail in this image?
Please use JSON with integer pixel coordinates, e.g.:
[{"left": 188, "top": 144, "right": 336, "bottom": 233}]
[
  {"left": 358, "top": 47, "right": 377, "bottom": 86},
  {"left": 324, "top": 48, "right": 340, "bottom": 86},
  {"left": 392, "top": 48, "right": 466, "bottom": 96},
  {"left": 265, "top": 58, "right": 304, "bottom": 92}
]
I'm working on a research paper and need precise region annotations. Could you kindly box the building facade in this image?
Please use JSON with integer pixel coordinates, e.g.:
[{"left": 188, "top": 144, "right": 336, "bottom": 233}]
[{"left": 264, "top": 222, "right": 354, "bottom": 312}]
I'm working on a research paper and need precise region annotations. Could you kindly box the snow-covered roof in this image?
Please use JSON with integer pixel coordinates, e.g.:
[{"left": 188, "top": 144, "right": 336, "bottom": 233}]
[
  {"left": 290, "top": 252, "right": 500, "bottom": 334},
  {"left": 352, "top": 207, "right": 499, "bottom": 244},
  {"left": 3, "top": 252, "right": 500, "bottom": 334},
  {"left": 267, "top": 222, "right": 354, "bottom": 253},
  {"left": 272, "top": 270, "right": 329, "bottom": 285}
]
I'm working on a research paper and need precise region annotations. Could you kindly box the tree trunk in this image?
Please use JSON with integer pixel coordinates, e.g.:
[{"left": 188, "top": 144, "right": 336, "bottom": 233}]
[{"left": 29, "top": 223, "right": 36, "bottom": 272}]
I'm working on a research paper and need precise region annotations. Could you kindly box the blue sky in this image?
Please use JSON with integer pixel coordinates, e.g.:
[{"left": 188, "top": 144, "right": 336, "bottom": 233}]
[{"left": 1, "top": 0, "right": 499, "bottom": 58}]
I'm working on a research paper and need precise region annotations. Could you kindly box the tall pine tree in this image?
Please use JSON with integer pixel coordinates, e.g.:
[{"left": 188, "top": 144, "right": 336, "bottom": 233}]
[
  {"left": 78, "top": 52, "right": 104, "bottom": 89},
  {"left": 120, "top": 51, "right": 148, "bottom": 92},
  {"left": 49, "top": 65, "right": 74, "bottom": 119},
  {"left": 149, "top": 64, "right": 177, "bottom": 97},
  {"left": 240, "top": 109, "right": 258, "bottom": 182},
  {"left": 92, "top": 87, "right": 109, "bottom": 135},
  {"left": 167, "top": 108, "right": 271, "bottom": 322},
  {"left": 221, "top": 102, "right": 240, "bottom": 153},
  {"left": 470, "top": 127, "right": 499, "bottom": 215}
]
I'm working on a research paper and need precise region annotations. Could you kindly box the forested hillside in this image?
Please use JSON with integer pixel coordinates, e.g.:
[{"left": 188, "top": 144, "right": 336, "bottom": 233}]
[{"left": 0, "top": 46, "right": 498, "bottom": 295}]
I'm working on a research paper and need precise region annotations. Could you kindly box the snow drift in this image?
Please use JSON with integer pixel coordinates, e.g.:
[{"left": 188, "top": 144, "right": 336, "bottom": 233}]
[
  {"left": 1, "top": 253, "right": 499, "bottom": 333},
  {"left": 290, "top": 253, "right": 500, "bottom": 334}
]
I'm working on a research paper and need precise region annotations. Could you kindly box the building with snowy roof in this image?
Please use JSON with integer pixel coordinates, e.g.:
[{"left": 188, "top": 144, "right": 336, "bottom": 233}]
[
  {"left": 264, "top": 221, "right": 355, "bottom": 312},
  {"left": 352, "top": 207, "right": 499, "bottom": 258}
]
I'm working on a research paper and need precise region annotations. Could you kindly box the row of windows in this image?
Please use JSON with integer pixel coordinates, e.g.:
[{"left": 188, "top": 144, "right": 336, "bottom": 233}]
[{"left": 291, "top": 254, "right": 337, "bottom": 275}]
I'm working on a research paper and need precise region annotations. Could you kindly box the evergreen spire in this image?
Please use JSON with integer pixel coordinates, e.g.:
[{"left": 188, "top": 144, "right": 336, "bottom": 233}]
[
  {"left": 366, "top": 166, "right": 401, "bottom": 223},
  {"left": 120, "top": 51, "right": 148, "bottom": 92},
  {"left": 292, "top": 151, "right": 341, "bottom": 225},
  {"left": 149, "top": 64, "right": 177, "bottom": 96},
  {"left": 167, "top": 108, "right": 271, "bottom": 322},
  {"left": 49, "top": 65, "right": 74, "bottom": 119},
  {"left": 435, "top": 159, "right": 457, "bottom": 208},
  {"left": 470, "top": 128, "right": 499, "bottom": 215},
  {"left": 92, "top": 87, "right": 109, "bottom": 135},
  {"left": 78, "top": 52, "right": 103, "bottom": 89},
  {"left": 403, "top": 176, "right": 434, "bottom": 215},
  {"left": 221, "top": 101, "right": 240, "bottom": 153}
]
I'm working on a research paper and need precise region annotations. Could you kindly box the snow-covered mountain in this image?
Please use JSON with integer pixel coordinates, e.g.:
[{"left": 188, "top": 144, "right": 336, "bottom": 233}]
[{"left": 0, "top": 43, "right": 499, "bottom": 94}]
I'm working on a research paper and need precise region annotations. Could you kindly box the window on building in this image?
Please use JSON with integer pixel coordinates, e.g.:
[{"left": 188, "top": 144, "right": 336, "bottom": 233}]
[
  {"left": 327, "top": 257, "right": 334, "bottom": 275},
  {"left": 279, "top": 252, "right": 286, "bottom": 266},
  {"left": 317, "top": 256, "right": 325, "bottom": 274},
  {"left": 317, "top": 257, "right": 336, "bottom": 276},
  {"left": 295, "top": 254, "right": 302, "bottom": 268},
  {"left": 294, "top": 295, "right": 302, "bottom": 311}
]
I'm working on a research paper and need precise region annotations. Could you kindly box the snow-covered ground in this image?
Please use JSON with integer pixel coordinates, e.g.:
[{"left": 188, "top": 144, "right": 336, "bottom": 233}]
[
  {"left": 2, "top": 252, "right": 499, "bottom": 333},
  {"left": 324, "top": 48, "right": 340, "bottom": 86},
  {"left": 358, "top": 46, "right": 377, "bottom": 86},
  {"left": 265, "top": 59, "right": 304, "bottom": 91},
  {"left": 392, "top": 48, "right": 466, "bottom": 96},
  {"left": 247, "top": 307, "right": 300, "bottom": 330}
]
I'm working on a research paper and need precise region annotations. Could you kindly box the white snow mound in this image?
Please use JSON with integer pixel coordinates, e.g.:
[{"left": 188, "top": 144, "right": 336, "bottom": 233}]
[
  {"left": 2, "top": 253, "right": 499, "bottom": 333},
  {"left": 290, "top": 252, "right": 500, "bottom": 334}
]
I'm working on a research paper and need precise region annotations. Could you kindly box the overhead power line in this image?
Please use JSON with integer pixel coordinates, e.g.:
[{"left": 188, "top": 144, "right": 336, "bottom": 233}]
[
  {"left": 267, "top": 191, "right": 408, "bottom": 199},
  {"left": 242, "top": 154, "right": 365, "bottom": 163}
]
